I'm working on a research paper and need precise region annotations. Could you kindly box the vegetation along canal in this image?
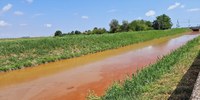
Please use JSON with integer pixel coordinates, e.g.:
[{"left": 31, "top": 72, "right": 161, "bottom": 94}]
[{"left": 0, "top": 32, "right": 199, "bottom": 100}]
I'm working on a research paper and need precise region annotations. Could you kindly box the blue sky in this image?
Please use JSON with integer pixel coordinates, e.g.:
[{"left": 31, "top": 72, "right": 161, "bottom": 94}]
[{"left": 0, "top": 0, "right": 200, "bottom": 38}]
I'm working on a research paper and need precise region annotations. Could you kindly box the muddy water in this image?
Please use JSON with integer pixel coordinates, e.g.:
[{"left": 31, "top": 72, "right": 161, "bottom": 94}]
[{"left": 0, "top": 33, "right": 199, "bottom": 100}]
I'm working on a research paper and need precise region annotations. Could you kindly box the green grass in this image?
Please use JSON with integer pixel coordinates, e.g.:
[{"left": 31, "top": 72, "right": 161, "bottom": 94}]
[
  {"left": 87, "top": 31, "right": 200, "bottom": 100},
  {"left": 138, "top": 48, "right": 200, "bottom": 100},
  {"left": 0, "top": 28, "right": 189, "bottom": 71}
]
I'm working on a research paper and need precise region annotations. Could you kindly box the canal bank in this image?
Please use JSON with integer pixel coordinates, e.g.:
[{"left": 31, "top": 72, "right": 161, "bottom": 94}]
[{"left": 0, "top": 32, "right": 199, "bottom": 100}]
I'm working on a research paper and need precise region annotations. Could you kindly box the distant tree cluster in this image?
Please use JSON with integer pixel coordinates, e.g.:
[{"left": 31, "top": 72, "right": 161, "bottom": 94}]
[
  {"left": 54, "top": 14, "right": 173, "bottom": 36},
  {"left": 109, "top": 19, "right": 153, "bottom": 33},
  {"left": 54, "top": 27, "right": 108, "bottom": 36},
  {"left": 109, "top": 14, "right": 173, "bottom": 33},
  {"left": 54, "top": 30, "right": 62, "bottom": 36},
  {"left": 153, "top": 14, "right": 173, "bottom": 30},
  {"left": 83, "top": 27, "right": 107, "bottom": 34}
]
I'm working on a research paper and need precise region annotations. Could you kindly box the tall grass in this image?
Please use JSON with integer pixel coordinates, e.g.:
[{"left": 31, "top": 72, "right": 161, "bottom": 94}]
[
  {"left": 0, "top": 28, "right": 189, "bottom": 71},
  {"left": 88, "top": 33, "right": 200, "bottom": 100}
]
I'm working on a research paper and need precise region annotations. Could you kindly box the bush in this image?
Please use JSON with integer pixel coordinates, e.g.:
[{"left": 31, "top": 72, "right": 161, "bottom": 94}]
[
  {"left": 128, "top": 20, "right": 152, "bottom": 31},
  {"left": 92, "top": 27, "right": 107, "bottom": 34},
  {"left": 54, "top": 30, "right": 62, "bottom": 36}
]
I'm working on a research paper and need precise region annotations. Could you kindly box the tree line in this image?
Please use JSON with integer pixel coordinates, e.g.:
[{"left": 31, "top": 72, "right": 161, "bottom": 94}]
[{"left": 55, "top": 14, "right": 173, "bottom": 36}]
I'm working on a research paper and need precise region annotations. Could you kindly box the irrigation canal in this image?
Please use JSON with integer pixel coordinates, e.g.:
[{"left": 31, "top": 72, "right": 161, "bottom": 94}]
[{"left": 0, "top": 32, "right": 199, "bottom": 100}]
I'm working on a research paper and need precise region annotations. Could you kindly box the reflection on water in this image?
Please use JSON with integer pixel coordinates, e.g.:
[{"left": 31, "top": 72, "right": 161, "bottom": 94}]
[
  {"left": 166, "top": 35, "right": 198, "bottom": 48},
  {"left": 0, "top": 33, "right": 199, "bottom": 100}
]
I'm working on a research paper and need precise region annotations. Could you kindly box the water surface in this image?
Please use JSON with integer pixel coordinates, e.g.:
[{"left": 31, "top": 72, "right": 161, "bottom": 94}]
[{"left": 0, "top": 32, "right": 199, "bottom": 100}]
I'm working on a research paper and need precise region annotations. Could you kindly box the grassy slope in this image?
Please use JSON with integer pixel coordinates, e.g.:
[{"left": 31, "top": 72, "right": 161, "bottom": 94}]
[
  {"left": 0, "top": 29, "right": 189, "bottom": 71},
  {"left": 88, "top": 33, "right": 200, "bottom": 100},
  {"left": 138, "top": 43, "right": 200, "bottom": 100}
]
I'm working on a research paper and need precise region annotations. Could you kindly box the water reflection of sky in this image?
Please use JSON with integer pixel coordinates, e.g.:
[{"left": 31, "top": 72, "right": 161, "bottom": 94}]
[
  {"left": 166, "top": 35, "right": 199, "bottom": 48},
  {"left": 120, "top": 34, "right": 200, "bottom": 64}
]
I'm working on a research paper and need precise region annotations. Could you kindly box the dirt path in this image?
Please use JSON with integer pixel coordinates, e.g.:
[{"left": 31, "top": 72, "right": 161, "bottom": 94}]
[{"left": 0, "top": 32, "right": 199, "bottom": 100}]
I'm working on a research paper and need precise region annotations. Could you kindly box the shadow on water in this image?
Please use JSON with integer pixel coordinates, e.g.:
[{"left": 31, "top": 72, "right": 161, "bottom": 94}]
[{"left": 168, "top": 52, "right": 200, "bottom": 100}]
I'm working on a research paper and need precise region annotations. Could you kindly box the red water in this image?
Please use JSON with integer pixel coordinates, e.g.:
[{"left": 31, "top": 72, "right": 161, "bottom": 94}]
[{"left": 0, "top": 33, "right": 199, "bottom": 100}]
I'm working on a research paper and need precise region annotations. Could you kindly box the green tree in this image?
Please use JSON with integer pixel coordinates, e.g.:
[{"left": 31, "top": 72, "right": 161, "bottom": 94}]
[
  {"left": 102, "top": 28, "right": 107, "bottom": 33},
  {"left": 54, "top": 30, "right": 62, "bottom": 36},
  {"left": 70, "top": 31, "right": 75, "bottom": 34},
  {"left": 145, "top": 21, "right": 153, "bottom": 30},
  {"left": 129, "top": 20, "right": 151, "bottom": 31},
  {"left": 153, "top": 14, "right": 173, "bottom": 30},
  {"left": 74, "top": 30, "right": 81, "bottom": 34},
  {"left": 92, "top": 27, "right": 100, "bottom": 34},
  {"left": 109, "top": 19, "right": 120, "bottom": 33},
  {"left": 92, "top": 27, "right": 107, "bottom": 34},
  {"left": 120, "top": 20, "right": 129, "bottom": 32}
]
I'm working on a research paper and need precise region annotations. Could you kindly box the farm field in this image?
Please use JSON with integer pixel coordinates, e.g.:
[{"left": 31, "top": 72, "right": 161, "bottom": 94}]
[{"left": 0, "top": 28, "right": 189, "bottom": 71}]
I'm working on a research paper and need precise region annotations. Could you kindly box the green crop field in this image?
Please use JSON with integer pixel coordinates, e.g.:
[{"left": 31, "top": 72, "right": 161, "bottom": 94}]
[
  {"left": 0, "top": 28, "right": 189, "bottom": 71},
  {"left": 87, "top": 30, "right": 200, "bottom": 100}
]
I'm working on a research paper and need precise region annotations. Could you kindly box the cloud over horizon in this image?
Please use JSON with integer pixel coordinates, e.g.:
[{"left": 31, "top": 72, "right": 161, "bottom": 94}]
[
  {"left": 26, "top": 0, "right": 34, "bottom": 4},
  {"left": 14, "top": 11, "right": 24, "bottom": 16},
  {"left": 0, "top": 20, "right": 10, "bottom": 27},
  {"left": 107, "top": 9, "right": 117, "bottom": 13},
  {"left": 145, "top": 10, "right": 156, "bottom": 17},
  {"left": 167, "top": 2, "right": 185, "bottom": 11},
  {"left": 0, "top": 0, "right": 199, "bottom": 38},
  {"left": 44, "top": 24, "right": 52, "bottom": 28},
  {"left": 81, "top": 16, "right": 89, "bottom": 19},
  {"left": 0, "top": 3, "right": 12, "bottom": 14},
  {"left": 187, "top": 8, "right": 200, "bottom": 12}
]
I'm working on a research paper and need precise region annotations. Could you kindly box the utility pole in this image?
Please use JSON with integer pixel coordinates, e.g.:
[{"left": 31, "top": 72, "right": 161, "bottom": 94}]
[
  {"left": 188, "top": 20, "right": 191, "bottom": 27},
  {"left": 176, "top": 20, "right": 180, "bottom": 28}
]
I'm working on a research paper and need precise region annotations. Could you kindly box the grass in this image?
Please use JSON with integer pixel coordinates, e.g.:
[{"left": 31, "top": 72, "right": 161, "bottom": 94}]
[
  {"left": 0, "top": 28, "right": 189, "bottom": 71},
  {"left": 87, "top": 32, "right": 200, "bottom": 100},
  {"left": 138, "top": 43, "right": 200, "bottom": 100}
]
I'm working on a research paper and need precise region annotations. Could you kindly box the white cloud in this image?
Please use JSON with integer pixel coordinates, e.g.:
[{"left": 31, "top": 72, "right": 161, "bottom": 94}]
[
  {"left": 107, "top": 9, "right": 117, "bottom": 13},
  {"left": 32, "top": 13, "right": 44, "bottom": 18},
  {"left": 0, "top": 20, "right": 10, "bottom": 27},
  {"left": 145, "top": 10, "right": 156, "bottom": 17},
  {"left": 20, "top": 24, "right": 28, "bottom": 26},
  {"left": 168, "top": 2, "right": 181, "bottom": 10},
  {"left": 81, "top": 16, "right": 89, "bottom": 19},
  {"left": 187, "top": 8, "right": 200, "bottom": 12},
  {"left": 1, "top": 4, "right": 12, "bottom": 13},
  {"left": 26, "top": 0, "right": 34, "bottom": 3},
  {"left": 44, "top": 24, "right": 52, "bottom": 28},
  {"left": 14, "top": 11, "right": 24, "bottom": 16},
  {"left": 180, "top": 5, "right": 185, "bottom": 8}
]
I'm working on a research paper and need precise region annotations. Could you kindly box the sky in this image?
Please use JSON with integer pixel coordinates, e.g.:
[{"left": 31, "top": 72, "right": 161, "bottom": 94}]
[{"left": 0, "top": 0, "right": 200, "bottom": 38}]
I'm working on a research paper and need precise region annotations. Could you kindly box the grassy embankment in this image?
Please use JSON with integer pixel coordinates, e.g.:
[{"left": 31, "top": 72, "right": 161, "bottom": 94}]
[
  {"left": 0, "top": 28, "right": 189, "bottom": 71},
  {"left": 87, "top": 33, "right": 200, "bottom": 100}
]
